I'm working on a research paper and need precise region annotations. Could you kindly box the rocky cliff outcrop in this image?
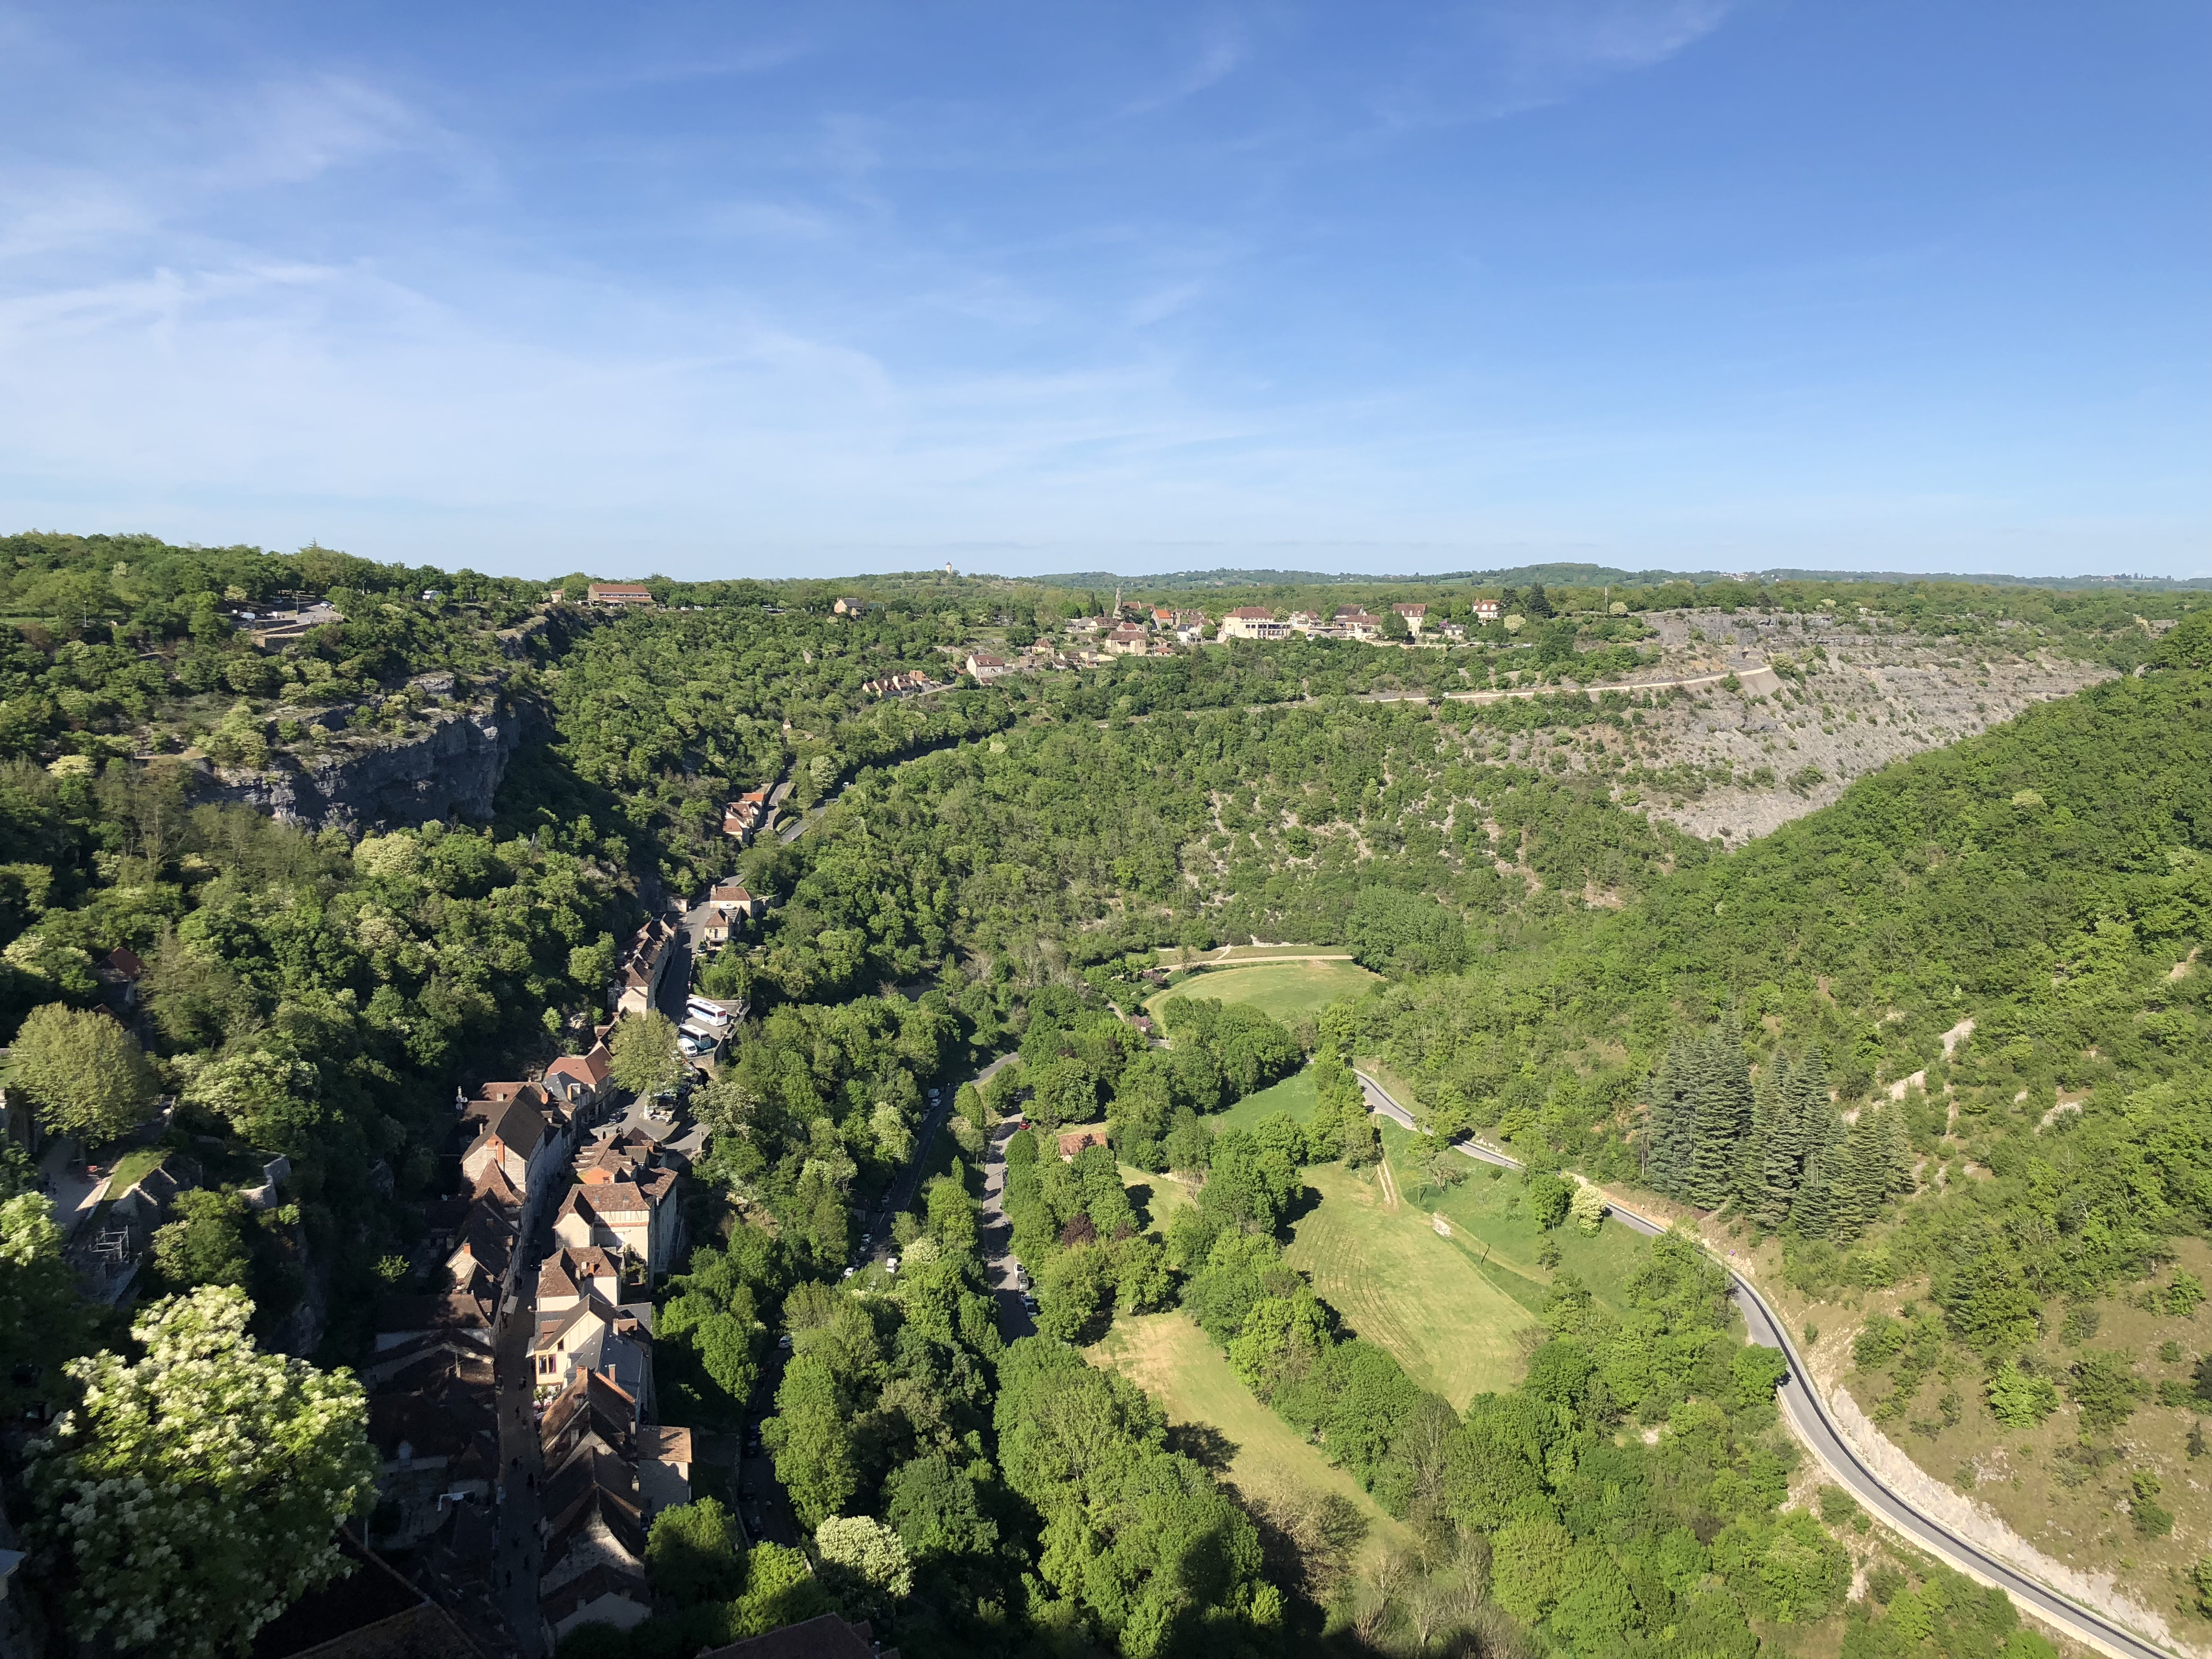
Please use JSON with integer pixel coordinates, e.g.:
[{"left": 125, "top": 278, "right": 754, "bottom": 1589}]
[{"left": 210, "top": 690, "right": 530, "bottom": 831}]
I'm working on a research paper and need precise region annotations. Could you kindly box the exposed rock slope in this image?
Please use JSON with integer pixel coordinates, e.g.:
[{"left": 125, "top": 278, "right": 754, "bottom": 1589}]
[
  {"left": 1524, "top": 609, "right": 2114, "bottom": 846},
  {"left": 211, "top": 687, "right": 527, "bottom": 831}
]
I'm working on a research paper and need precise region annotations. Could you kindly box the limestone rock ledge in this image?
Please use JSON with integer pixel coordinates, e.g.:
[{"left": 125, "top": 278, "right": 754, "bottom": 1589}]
[{"left": 210, "top": 693, "right": 528, "bottom": 831}]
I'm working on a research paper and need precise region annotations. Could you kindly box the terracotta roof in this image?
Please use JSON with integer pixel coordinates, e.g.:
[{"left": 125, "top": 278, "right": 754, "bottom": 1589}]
[
  {"left": 374, "top": 1292, "right": 493, "bottom": 1339},
  {"left": 1226, "top": 607, "right": 1276, "bottom": 619},
  {"left": 466, "top": 1097, "right": 547, "bottom": 1161},
  {"left": 247, "top": 1531, "right": 478, "bottom": 1659},
  {"left": 538, "top": 1245, "right": 622, "bottom": 1303},
  {"left": 469, "top": 1163, "right": 525, "bottom": 1213},
  {"left": 545, "top": 1047, "right": 612, "bottom": 1089},
  {"left": 540, "top": 1446, "right": 645, "bottom": 1564},
  {"left": 571, "top": 1180, "right": 651, "bottom": 1218},
  {"left": 540, "top": 1369, "right": 640, "bottom": 1460},
  {"left": 640, "top": 1425, "right": 693, "bottom": 1465}
]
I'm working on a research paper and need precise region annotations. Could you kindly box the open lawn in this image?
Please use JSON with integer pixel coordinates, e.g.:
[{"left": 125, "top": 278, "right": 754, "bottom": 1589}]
[
  {"left": 1175, "top": 945, "right": 1359, "bottom": 964},
  {"left": 1094, "top": 1311, "right": 1410, "bottom": 1569},
  {"left": 1121, "top": 1164, "right": 1195, "bottom": 1232},
  {"left": 1381, "top": 1121, "right": 1658, "bottom": 1315},
  {"left": 1214, "top": 1066, "right": 1319, "bottom": 1132},
  {"left": 1145, "top": 958, "right": 1381, "bottom": 1026},
  {"left": 1284, "top": 1159, "right": 1540, "bottom": 1408}
]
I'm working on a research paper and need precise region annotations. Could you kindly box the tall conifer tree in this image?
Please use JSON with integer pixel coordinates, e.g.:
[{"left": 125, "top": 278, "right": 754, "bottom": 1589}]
[
  {"left": 1686, "top": 1029, "right": 1753, "bottom": 1208},
  {"left": 1641, "top": 1038, "right": 1698, "bottom": 1198},
  {"left": 1750, "top": 1057, "right": 1796, "bottom": 1229},
  {"left": 1742, "top": 1062, "right": 1781, "bottom": 1221}
]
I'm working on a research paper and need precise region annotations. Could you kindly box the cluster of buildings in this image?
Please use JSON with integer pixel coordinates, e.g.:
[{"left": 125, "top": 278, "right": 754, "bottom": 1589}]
[
  {"left": 533, "top": 1114, "right": 692, "bottom": 1644},
  {"left": 364, "top": 1032, "right": 700, "bottom": 1651},
  {"left": 1061, "top": 607, "right": 1210, "bottom": 652},
  {"left": 721, "top": 786, "right": 774, "bottom": 844},
  {"left": 610, "top": 916, "right": 679, "bottom": 1018},
  {"left": 1222, "top": 602, "right": 1451, "bottom": 642},
  {"left": 859, "top": 669, "right": 937, "bottom": 698},
  {"left": 702, "top": 880, "right": 765, "bottom": 954},
  {"left": 367, "top": 1054, "right": 612, "bottom": 1558}
]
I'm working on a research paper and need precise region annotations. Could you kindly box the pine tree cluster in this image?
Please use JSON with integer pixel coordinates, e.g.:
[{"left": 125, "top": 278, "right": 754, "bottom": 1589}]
[{"left": 1641, "top": 1030, "right": 1913, "bottom": 1240}]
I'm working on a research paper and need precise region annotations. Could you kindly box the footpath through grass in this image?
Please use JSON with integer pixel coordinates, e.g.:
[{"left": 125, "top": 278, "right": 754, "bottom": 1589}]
[
  {"left": 1144, "top": 958, "right": 1380, "bottom": 1026},
  {"left": 1093, "top": 1311, "right": 1410, "bottom": 1570},
  {"left": 1282, "top": 1156, "right": 1539, "bottom": 1409}
]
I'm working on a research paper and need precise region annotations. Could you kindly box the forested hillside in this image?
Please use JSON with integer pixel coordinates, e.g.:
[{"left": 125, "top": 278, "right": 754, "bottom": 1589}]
[{"left": 1348, "top": 614, "right": 2212, "bottom": 1616}]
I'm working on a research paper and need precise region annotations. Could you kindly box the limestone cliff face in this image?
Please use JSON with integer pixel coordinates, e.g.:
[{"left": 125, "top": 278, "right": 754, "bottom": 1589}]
[{"left": 211, "top": 692, "right": 530, "bottom": 831}]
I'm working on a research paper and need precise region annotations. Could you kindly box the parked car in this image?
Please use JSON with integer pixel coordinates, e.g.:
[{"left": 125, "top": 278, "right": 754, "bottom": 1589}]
[{"left": 885, "top": 1255, "right": 900, "bottom": 1275}]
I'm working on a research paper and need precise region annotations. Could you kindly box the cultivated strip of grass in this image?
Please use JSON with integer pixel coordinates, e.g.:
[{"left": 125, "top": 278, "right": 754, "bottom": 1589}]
[{"left": 1285, "top": 1161, "right": 1536, "bottom": 1407}]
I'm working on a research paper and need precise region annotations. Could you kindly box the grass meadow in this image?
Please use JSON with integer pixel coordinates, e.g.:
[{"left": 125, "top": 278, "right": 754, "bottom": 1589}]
[{"left": 1144, "top": 958, "right": 1381, "bottom": 1026}]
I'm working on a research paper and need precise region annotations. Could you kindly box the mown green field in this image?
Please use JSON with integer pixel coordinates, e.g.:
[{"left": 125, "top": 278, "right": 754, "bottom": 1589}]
[
  {"left": 1092, "top": 1311, "right": 1410, "bottom": 1568},
  {"left": 1282, "top": 1158, "right": 1540, "bottom": 1408},
  {"left": 1381, "top": 1120, "right": 1658, "bottom": 1315},
  {"left": 1213, "top": 1065, "right": 1320, "bottom": 1131},
  {"left": 1121, "top": 1164, "right": 1196, "bottom": 1231},
  {"left": 1144, "top": 958, "right": 1381, "bottom": 1026}
]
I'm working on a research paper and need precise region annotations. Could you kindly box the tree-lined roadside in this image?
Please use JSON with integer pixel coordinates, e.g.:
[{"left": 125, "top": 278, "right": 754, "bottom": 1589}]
[{"left": 1353, "top": 1067, "right": 2178, "bottom": 1659}]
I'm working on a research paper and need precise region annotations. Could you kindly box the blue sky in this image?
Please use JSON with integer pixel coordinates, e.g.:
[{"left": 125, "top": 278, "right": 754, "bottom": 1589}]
[{"left": 1, "top": 2, "right": 2205, "bottom": 580}]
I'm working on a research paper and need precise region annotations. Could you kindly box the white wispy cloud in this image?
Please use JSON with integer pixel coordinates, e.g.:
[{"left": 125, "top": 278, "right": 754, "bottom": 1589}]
[
  {"left": 1121, "top": 17, "right": 1251, "bottom": 116},
  {"left": 1375, "top": 0, "right": 1736, "bottom": 129}
]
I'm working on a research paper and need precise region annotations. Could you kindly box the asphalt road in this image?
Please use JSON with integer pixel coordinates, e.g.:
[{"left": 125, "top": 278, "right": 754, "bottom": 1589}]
[
  {"left": 854, "top": 1052, "right": 1020, "bottom": 1265},
  {"left": 1351, "top": 1069, "right": 2176, "bottom": 1659},
  {"left": 979, "top": 1116, "right": 1037, "bottom": 1340}
]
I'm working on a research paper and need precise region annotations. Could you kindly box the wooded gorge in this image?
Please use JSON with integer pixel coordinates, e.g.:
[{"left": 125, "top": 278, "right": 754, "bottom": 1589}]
[{"left": 2, "top": 530, "right": 2209, "bottom": 1659}]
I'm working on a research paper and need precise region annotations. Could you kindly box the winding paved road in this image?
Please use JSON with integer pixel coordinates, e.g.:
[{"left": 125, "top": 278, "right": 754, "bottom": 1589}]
[{"left": 1352, "top": 1069, "right": 2176, "bottom": 1659}]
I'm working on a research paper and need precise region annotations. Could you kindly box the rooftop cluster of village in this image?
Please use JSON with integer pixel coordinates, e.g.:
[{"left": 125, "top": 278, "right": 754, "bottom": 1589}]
[
  {"left": 366, "top": 1022, "right": 709, "bottom": 1648},
  {"left": 561, "top": 584, "right": 1525, "bottom": 700}
]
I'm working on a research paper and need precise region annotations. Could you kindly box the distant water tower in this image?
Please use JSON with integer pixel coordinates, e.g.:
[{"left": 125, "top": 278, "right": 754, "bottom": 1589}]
[{"left": 943, "top": 561, "right": 956, "bottom": 576}]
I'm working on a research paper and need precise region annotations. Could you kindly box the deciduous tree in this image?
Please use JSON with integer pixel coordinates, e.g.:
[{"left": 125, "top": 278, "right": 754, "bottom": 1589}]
[
  {"left": 8, "top": 1002, "right": 156, "bottom": 1142},
  {"left": 27, "top": 1287, "right": 376, "bottom": 1659}
]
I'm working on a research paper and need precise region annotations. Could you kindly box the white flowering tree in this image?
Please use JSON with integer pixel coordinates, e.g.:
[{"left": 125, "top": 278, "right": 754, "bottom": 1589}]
[
  {"left": 815, "top": 1514, "right": 914, "bottom": 1621},
  {"left": 28, "top": 1286, "right": 377, "bottom": 1657}
]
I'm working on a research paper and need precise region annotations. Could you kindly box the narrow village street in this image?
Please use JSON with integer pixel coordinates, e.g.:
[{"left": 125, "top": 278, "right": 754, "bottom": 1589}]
[{"left": 493, "top": 1214, "right": 552, "bottom": 1657}]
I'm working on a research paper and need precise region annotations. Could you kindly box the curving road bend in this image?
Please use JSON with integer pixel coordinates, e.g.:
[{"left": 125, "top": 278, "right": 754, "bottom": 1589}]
[{"left": 1352, "top": 1070, "right": 2175, "bottom": 1659}]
